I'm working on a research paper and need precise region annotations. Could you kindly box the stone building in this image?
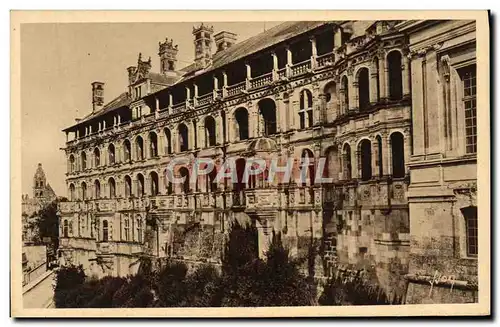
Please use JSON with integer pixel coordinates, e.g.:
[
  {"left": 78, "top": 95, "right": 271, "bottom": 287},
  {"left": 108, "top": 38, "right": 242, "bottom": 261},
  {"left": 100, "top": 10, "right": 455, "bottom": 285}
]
[
  {"left": 22, "top": 163, "right": 57, "bottom": 244},
  {"left": 58, "top": 20, "right": 477, "bottom": 302}
]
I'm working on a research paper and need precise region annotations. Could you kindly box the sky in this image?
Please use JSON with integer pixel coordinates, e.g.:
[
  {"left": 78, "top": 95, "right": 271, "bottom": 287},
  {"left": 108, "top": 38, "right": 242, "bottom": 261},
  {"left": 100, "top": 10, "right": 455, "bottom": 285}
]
[{"left": 21, "top": 21, "right": 282, "bottom": 197}]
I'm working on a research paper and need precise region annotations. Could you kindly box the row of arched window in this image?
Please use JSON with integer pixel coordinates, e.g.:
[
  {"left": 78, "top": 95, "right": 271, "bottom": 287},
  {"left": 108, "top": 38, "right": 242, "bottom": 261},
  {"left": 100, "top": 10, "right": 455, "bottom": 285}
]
[{"left": 61, "top": 218, "right": 143, "bottom": 243}]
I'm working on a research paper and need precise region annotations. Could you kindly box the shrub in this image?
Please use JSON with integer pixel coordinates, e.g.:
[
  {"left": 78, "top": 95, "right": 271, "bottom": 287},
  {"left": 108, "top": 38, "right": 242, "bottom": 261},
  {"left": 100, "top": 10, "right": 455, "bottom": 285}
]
[{"left": 154, "top": 260, "right": 188, "bottom": 307}]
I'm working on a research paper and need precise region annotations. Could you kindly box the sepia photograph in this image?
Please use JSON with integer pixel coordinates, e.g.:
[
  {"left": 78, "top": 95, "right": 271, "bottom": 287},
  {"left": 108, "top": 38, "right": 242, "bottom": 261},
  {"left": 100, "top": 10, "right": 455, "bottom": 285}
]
[{"left": 11, "top": 10, "right": 490, "bottom": 317}]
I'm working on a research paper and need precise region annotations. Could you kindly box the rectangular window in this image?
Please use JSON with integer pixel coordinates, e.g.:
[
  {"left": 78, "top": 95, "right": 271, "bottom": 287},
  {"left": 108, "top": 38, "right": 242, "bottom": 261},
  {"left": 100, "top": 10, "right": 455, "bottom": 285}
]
[
  {"left": 462, "top": 206, "right": 478, "bottom": 257},
  {"left": 124, "top": 219, "right": 129, "bottom": 241},
  {"left": 461, "top": 66, "right": 477, "bottom": 154}
]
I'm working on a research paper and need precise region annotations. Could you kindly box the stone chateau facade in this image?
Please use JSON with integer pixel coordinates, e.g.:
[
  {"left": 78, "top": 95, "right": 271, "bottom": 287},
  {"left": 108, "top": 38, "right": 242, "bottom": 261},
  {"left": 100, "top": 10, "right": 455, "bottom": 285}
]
[{"left": 58, "top": 20, "right": 478, "bottom": 303}]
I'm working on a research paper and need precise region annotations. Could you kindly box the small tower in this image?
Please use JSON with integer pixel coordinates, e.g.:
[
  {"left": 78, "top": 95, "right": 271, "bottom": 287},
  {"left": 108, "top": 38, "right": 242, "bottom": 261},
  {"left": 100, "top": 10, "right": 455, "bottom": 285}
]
[
  {"left": 192, "top": 23, "right": 214, "bottom": 69},
  {"left": 214, "top": 31, "right": 237, "bottom": 53},
  {"left": 33, "top": 163, "right": 46, "bottom": 199},
  {"left": 158, "top": 38, "right": 179, "bottom": 74},
  {"left": 91, "top": 81, "right": 104, "bottom": 112}
]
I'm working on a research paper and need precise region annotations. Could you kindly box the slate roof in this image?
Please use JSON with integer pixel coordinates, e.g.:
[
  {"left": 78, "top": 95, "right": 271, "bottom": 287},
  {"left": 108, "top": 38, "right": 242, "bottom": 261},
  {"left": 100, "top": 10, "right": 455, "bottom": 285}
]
[{"left": 180, "top": 21, "right": 332, "bottom": 79}]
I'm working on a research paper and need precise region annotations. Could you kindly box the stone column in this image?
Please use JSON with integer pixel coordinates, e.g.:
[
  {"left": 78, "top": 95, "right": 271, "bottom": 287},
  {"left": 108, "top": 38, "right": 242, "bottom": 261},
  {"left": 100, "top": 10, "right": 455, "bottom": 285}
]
[
  {"left": 351, "top": 144, "right": 358, "bottom": 179},
  {"left": 272, "top": 52, "right": 278, "bottom": 81},
  {"left": 155, "top": 96, "right": 160, "bottom": 112},
  {"left": 189, "top": 121, "right": 195, "bottom": 150},
  {"left": 227, "top": 114, "right": 234, "bottom": 143},
  {"left": 402, "top": 53, "right": 411, "bottom": 98},
  {"left": 172, "top": 128, "right": 178, "bottom": 153},
  {"left": 275, "top": 96, "right": 282, "bottom": 133},
  {"left": 213, "top": 75, "right": 219, "bottom": 99},
  {"left": 310, "top": 36, "right": 317, "bottom": 69},
  {"left": 286, "top": 46, "right": 293, "bottom": 77},
  {"left": 378, "top": 53, "right": 388, "bottom": 100},
  {"left": 383, "top": 133, "right": 391, "bottom": 176},
  {"left": 370, "top": 62, "right": 379, "bottom": 104},
  {"left": 352, "top": 79, "right": 359, "bottom": 112},
  {"left": 168, "top": 93, "right": 173, "bottom": 114},
  {"left": 215, "top": 113, "right": 224, "bottom": 145},
  {"left": 222, "top": 71, "right": 228, "bottom": 98},
  {"left": 158, "top": 132, "right": 165, "bottom": 156}
]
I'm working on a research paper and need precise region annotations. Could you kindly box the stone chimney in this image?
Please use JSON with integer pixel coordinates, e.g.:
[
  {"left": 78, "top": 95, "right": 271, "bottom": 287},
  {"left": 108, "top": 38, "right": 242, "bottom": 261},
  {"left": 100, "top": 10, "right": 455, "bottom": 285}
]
[
  {"left": 91, "top": 81, "right": 104, "bottom": 112},
  {"left": 193, "top": 23, "right": 214, "bottom": 69},
  {"left": 159, "top": 38, "right": 179, "bottom": 74},
  {"left": 214, "top": 31, "right": 237, "bottom": 53}
]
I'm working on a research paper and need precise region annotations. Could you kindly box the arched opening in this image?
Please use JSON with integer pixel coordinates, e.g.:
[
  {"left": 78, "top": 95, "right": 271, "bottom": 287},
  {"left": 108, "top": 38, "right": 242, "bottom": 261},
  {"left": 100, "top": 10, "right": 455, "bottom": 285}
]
[
  {"left": 69, "top": 184, "right": 75, "bottom": 201},
  {"left": 391, "top": 132, "right": 405, "bottom": 178},
  {"left": 323, "top": 81, "right": 338, "bottom": 123},
  {"left": 164, "top": 170, "right": 173, "bottom": 195},
  {"left": 178, "top": 123, "right": 189, "bottom": 152},
  {"left": 94, "top": 148, "right": 101, "bottom": 167},
  {"left": 179, "top": 167, "right": 190, "bottom": 193},
  {"left": 94, "top": 180, "right": 101, "bottom": 199},
  {"left": 81, "top": 151, "right": 87, "bottom": 170},
  {"left": 359, "top": 139, "right": 372, "bottom": 181},
  {"left": 206, "top": 167, "right": 217, "bottom": 192},
  {"left": 124, "top": 175, "right": 132, "bottom": 198},
  {"left": 102, "top": 220, "right": 109, "bottom": 242},
  {"left": 108, "top": 177, "right": 116, "bottom": 198},
  {"left": 301, "top": 149, "right": 315, "bottom": 186},
  {"left": 343, "top": 143, "right": 352, "bottom": 180},
  {"left": 136, "top": 136, "right": 144, "bottom": 160},
  {"left": 149, "top": 132, "right": 158, "bottom": 157},
  {"left": 235, "top": 158, "right": 246, "bottom": 191},
  {"left": 164, "top": 128, "right": 172, "bottom": 154},
  {"left": 387, "top": 51, "right": 403, "bottom": 101},
  {"left": 108, "top": 144, "right": 115, "bottom": 165},
  {"left": 205, "top": 116, "right": 216, "bottom": 147},
  {"left": 376, "top": 135, "right": 383, "bottom": 177},
  {"left": 150, "top": 171, "right": 159, "bottom": 196},
  {"left": 235, "top": 107, "right": 249, "bottom": 140},
  {"left": 299, "top": 89, "right": 313, "bottom": 129},
  {"left": 63, "top": 219, "right": 69, "bottom": 238},
  {"left": 258, "top": 98, "right": 277, "bottom": 136},
  {"left": 123, "top": 139, "right": 131, "bottom": 162},
  {"left": 69, "top": 155, "right": 75, "bottom": 173},
  {"left": 81, "top": 182, "right": 87, "bottom": 200},
  {"left": 341, "top": 75, "right": 349, "bottom": 113},
  {"left": 137, "top": 174, "right": 145, "bottom": 197},
  {"left": 324, "top": 146, "right": 339, "bottom": 181},
  {"left": 357, "top": 68, "right": 370, "bottom": 111}
]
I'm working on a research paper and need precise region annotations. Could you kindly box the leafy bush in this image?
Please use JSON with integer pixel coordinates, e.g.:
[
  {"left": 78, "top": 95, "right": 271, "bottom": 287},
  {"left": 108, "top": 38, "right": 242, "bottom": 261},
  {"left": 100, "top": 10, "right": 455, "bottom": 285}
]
[{"left": 154, "top": 260, "right": 188, "bottom": 307}]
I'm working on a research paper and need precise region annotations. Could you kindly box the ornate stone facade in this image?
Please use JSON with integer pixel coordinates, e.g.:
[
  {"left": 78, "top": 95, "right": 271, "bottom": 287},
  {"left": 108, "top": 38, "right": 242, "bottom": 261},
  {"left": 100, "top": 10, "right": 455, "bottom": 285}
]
[{"left": 58, "top": 20, "right": 477, "bottom": 302}]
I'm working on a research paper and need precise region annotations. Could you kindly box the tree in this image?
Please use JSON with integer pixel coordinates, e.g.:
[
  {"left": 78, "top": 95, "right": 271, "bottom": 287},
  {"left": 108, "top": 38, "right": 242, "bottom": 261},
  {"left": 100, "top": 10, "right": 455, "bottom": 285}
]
[
  {"left": 153, "top": 260, "right": 188, "bottom": 307},
  {"left": 53, "top": 265, "right": 86, "bottom": 308},
  {"left": 34, "top": 199, "right": 60, "bottom": 251}
]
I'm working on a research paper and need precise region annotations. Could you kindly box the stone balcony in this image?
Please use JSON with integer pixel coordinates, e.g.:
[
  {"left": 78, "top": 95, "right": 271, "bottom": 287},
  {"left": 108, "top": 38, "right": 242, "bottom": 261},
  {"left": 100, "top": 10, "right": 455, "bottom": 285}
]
[
  {"left": 59, "top": 237, "right": 97, "bottom": 251},
  {"left": 96, "top": 241, "right": 143, "bottom": 256}
]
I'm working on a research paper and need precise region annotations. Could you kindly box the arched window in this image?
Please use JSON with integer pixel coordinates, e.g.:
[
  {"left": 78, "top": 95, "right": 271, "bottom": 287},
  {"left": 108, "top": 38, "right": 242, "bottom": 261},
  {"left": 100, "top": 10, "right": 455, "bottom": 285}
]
[
  {"left": 235, "top": 108, "right": 249, "bottom": 140},
  {"left": 108, "top": 144, "right": 115, "bottom": 165},
  {"left": 81, "top": 151, "right": 87, "bottom": 170},
  {"left": 81, "top": 182, "right": 87, "bottom": 200},
  {"left": 357, "top": 68, "right": 370, "bottom": 111},
  {"left": 150, "top": 171, "right": 159, "bottom": 196},
  {"left": 124, "top": 139, "right": 131, "bottom": 162},
  {"left": 299, "top": 89, "right": 313, "bottom": 129},
  {"left": 359, "top": 139, "right": 372, "bottom": 181},
  {"left": 69, "top": 184, "right": 75, "bottom": 201},
  {"left": 108, "top": 177, "right": 116, "bottom": 198},
  {"left": 387, "top": 51, "right": 403, "bottom": 101},
  {"left": 204, "top": 116, "right": 216, "bottom": 147},
  {"left": 376, "top": 135, "right": 383, "bottom": 177},
  {"left": 341, "top": 76, "right": 349, "bottom": 113},
  {"left": 301, "top": 149, "right": 315, "bottom": 187},
  {"left": 343, "top": 143, "right": 352, "bottom": 180},
  {"left": 94, "top": 180, "right": 101, "bottom": 199},
  {"left": 149, "top": 132, "right": 158, "bottom": 157},
  {"left": 63, "top": 219, "right": 69, "bottom": 238},
  {"left": 178, "top": 123, "right": 189, "bottom": 152},
  {"left": 258, "top": 98, "right": 277, "bottom": 136},
  {"left": 179, "top": 167, "right": 190, "bottom": 194},
  {"left": 136, "top": 136, "right": 144, "bottom": 160},
  {"left": 102, "top": 220, "right": 109, "bottom": 242},
  {"left": 124, "top": 175, "right": 132, "bottom": 198},
  {"left": 323, "top": 81, "right": 338, "bottom": 123},
  {"left": 94, "top": 148, "right": 101, "bottom": 167},
  {"left": 164, "top": 128, "right": 172, "bottom": 154},
  {"left": 137, "top": 174, "right": 145, "bottom": 197},
  {"left": 390, "top": 132, "right": 405, "bottom": 178},
  {"left": 69, "top": 155, "right": 75, "bottom": 173}
]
